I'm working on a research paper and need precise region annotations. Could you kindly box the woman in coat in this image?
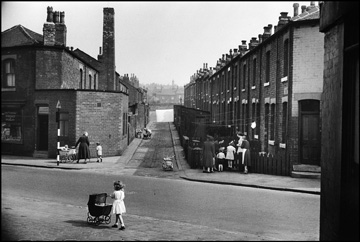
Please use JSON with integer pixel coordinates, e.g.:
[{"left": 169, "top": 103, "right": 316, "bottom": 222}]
[
  {"left": 202, "top": 135, "right": 216, "bottom": 173},
  {"left": 75, "top": 131, "right": 91, "bottom": 164},
  {"left": 240, "top": 136, "right": 251, "bottom": 174}
]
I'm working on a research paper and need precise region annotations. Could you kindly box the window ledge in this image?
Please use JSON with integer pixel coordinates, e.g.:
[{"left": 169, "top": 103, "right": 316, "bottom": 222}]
[
  {"left": 264, "top": 82, "right": 270, "bottom": 87},
  {"left": 268, "top": 140, "right": 275, "bottom": 145},
  {"left": 251, "top": 86, "right": 256, "bottom": 90},
  {"left": 2, "top": 87, "right": 16, "bottom": 92},
  {"left": 254, "top": 135, "right": 259, "bottom": 139},
  {"left": 281, "top": 76, "right": 288, "bottom": 82},
  {"left": 242, "top": 89, "right": 246, "bottom": 92},
  {"left": 279, "top": 143, "right": 286, "bottom": 148}
]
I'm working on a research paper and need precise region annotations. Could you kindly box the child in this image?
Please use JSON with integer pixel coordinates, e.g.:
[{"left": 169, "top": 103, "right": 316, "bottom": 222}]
[
  {"left": 96, "top": 142, "right": 102, "bottom": 162},
  {"left": 216, "top": 147, "right": 225, "bottom": 171},
  {"left": 109, "top": 181, "right": 126, "bottom": 230},
  {"left": 226, "top": 141, "right": 236, "bottom": 170}
]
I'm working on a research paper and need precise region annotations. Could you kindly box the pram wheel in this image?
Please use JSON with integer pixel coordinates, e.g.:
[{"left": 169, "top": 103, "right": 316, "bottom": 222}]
[
  {"left": 105, "top": 215, "right": 111, "bottom": 224},
  {"left": 95, "top": 217, "right": 101, "bottom": 226}
]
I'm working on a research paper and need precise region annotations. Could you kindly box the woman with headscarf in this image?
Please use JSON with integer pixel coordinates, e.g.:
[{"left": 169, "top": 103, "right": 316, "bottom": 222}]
[
  {"left": 75, "top": 131, "right": 91, "bottom": 164},
  {"left": 202, "top": 135, "right": 216, "bottom": 173}
]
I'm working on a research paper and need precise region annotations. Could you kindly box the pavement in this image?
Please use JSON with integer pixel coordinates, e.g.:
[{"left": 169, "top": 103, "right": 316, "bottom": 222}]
[{"left": 1, "top": 122, "right": 320, "bottom": 196}]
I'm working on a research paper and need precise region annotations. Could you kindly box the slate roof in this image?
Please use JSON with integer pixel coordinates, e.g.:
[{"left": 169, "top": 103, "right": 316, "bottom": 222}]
[
  {"left": 72, "top": 48, "right": 101, "bottom": 71},
  {"left": 291, "top": 6, "right": 320, "bottom": 21},
  {"left": 1, "top": 25, "right": 43, "bottom": 47}
]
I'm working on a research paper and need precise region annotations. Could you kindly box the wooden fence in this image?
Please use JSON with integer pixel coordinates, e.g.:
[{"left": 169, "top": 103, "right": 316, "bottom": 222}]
[{"left": 250, "top": 150, "right": 291, "bottom": 176}]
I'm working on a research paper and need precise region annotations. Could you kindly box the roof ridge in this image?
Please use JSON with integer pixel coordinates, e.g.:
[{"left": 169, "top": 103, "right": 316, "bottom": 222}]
[{"left": 19, "top": 25, "right": 39, "bottom": 44}]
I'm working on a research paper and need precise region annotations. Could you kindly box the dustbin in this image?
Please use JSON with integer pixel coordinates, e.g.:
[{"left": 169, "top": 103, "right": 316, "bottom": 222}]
[
  {"left": 183, "top": 136, "right": 189, "bottom": 160},
  {"left": 192, "top": 147, "right": 202, "bottom": 169}
]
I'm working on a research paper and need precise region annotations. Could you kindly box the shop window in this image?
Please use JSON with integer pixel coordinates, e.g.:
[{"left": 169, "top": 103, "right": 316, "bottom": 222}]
[
  {"left": 59, "top": 113, "right": 69, "bottom": 137},
  {"left": 1, "top": 108, "right": 22, "bottom": 143},
  {"left": 3, "top": 59, "right": 16, "bottom": 88}
]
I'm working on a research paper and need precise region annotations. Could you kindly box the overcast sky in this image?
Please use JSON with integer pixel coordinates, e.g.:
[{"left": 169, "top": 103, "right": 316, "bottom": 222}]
[{"left": 2, "top": 1, "right": 308, "bottom": 87}]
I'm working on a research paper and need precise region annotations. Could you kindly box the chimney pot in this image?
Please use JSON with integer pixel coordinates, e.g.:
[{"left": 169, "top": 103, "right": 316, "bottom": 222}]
[
  {"left": 241, "top": 40, "right": 247, "bottom": 45},
  {"left": 71, "top": 46, "right": 73, "bottom": 51},
  {"left": 54, "top": 11, "right": 60, "bottom": 23},
  {"left": 60, "top": 11, "right": 65, "bottom": 24},
  {"left": 310, "top": 1, "right": 315, "bottom": 7},
  {"left": 46, "top": 6, "right": 53, "bottom": 22},
  {"left": 258, "top": 34, "right": 262, "bottom": 43},
  {"left": 301, "top": 5, "right": 306, "bottom": 13},
  {"left": 293, "top": 3, "right": 299, "bottom": 17}
]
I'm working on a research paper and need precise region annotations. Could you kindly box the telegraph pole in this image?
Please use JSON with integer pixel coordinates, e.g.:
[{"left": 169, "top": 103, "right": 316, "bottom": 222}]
[{"left": 56, "top": 100, "right": 61, "bottom": 166}]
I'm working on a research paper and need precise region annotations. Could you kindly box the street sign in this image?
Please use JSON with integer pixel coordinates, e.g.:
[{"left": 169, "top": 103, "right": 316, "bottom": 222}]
[{"left": 56, "top": 100, "right": 61, "bottom": 109}]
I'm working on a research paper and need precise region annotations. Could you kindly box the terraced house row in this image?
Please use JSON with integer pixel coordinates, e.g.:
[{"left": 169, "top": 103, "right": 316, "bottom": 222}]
[
  {"left": 184, "top": 2, "right": 323, "bottom": 169},
  {"left": 1, "top": 7, "right": 149, "bottom": 158}
]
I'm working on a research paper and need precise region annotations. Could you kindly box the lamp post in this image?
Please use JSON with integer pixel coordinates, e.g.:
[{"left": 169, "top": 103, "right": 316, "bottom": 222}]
[{"left": 56, "top": 100, "right": 61, "bottom": 166}]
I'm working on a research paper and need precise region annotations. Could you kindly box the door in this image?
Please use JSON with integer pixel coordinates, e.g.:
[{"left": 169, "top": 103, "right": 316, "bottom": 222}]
[
  {"left": 300, "top": 100, "right": 320, "bottom": 165},
  {"left": 37, "top": 107, "right": 49, "bottom": 151}
]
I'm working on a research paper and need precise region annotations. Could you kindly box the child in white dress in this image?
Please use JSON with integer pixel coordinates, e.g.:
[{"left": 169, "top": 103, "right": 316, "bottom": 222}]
[
  {"left": 109, "top": 181, "right": 126, "bottom": 230},
  {"left": 96, "top": 142, "right": 103, "bottom": 162}
]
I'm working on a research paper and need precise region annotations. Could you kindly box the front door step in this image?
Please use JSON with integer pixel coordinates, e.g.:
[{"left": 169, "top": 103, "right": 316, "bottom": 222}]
[
  {"left": 291, "top": 171, "right": 321, "bottom": 179},
  {"left": 293, "top": 164, "right": 321, "bottom": 173},
  {"left": 33, "top": 151, "right": 48, "bottom": 158}
]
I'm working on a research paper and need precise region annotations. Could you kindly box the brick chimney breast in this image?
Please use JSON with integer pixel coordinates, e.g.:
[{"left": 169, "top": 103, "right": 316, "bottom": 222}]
[{"left": 55, "top": 11, "right": 67, "bottom": 46}]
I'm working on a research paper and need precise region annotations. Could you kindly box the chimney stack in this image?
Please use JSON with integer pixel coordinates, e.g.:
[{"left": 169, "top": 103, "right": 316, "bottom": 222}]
[
  {"left": 43, "top": 7, "right": 56, "bottom": 46},
  {"left": 249, "top": 37, "right": 259, "bottom": 50},
  {"left": 98, "top": 8, "right": 116, "bottom": 91},
  {"left": 293, "top": 3, "right": 299, "bottom": 17},
  {"left": 55, "top": 11, "right": 66, "bottom": 46},
  {"left": 262, "top": 25, "right": 272, "bottom": 41},
  {"left": 258, "top": 34, "right": 263, "bottom": 43},
  {"left": 277, "top": 12, "right": 290, "bottom": 31}
]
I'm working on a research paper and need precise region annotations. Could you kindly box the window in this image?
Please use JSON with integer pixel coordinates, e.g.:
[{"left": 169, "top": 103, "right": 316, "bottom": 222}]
[
  {"left": 79, "top": 69, "right": 83, "bottom": 89},
  {"left": 59, "top": 113, "right": 69, "bottom": 137},
  {"left": 282, "top": 102, "right": 288, "bottom": 143},
  {"left": 256, "top": 102, "right": 260, "bottom": 136},
  {"left": 265, "top": 51, "right": 271, "bottom": 84},
  {"left": 122, "top": 113, "right": 128, "bottom": 136},
  {"left": 284, "top": 39, "right": 289, "bottom": 77},
  {"left": 253, "top": 58, "right": 257, "bottom": 87},
  {"left": 270, "top": 104, "right": 275, "bottom": 140},
  {"left": 242, "top": 64, "right": 246, "bottom": 89},
  {"left": 1, "top": 108, "right": 22, "bottom": 143},
  {"left": 94, "top": 74, "right": 97, "bottom": 89},
  {"left": 252, "top": 103, "right": 256, "bottom": 138},
  {"left": 89, "top": 75, "right": 92, "bottom": 89},
  {"left": 3, "top": 59, "right": 15, "bottom": 87},
  {"left": 265, "top": 103, "right": 270, "bottom": 152}
]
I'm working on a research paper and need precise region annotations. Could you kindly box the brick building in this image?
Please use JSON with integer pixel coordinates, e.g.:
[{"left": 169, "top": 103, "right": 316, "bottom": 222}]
[
  {"left": 1, "top": 7, "right": 131, "bottom": 158},
  {"left": 184, "top": 2, "right": 324, "bottom": 175},
  {"left": 319, "top": 2, "right": 359, "bottom": 240}
]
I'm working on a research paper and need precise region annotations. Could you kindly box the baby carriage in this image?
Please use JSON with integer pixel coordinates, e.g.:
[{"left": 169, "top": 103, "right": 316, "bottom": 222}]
[
  {"left": 87, "top": 193, "right": 113, "bottom": 226},
  {"left": 58, "top": 146, "right": 77, "bottom": 163},
  {"left": 162, "top": 155, "right": 175, "bottom": 171}
]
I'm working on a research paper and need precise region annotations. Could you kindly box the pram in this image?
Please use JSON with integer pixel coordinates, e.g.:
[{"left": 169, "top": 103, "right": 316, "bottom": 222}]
[
  {"left": 162, "top": 155, "right": 175, "bottom": 171},
  {"left": 87, "top": 193, "right": 113, "bottom": 226},
  {"left": 58, "top": 146, "right": 77, "bottom": 163}
]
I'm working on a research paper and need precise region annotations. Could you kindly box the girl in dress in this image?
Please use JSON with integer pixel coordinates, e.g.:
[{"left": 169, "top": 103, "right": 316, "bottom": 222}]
[{"left": 109, "top": 181, "right": 126, "bottom": 230}]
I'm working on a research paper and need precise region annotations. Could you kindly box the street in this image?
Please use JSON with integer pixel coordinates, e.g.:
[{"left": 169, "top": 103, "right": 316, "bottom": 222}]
[{"left": 2, "top": 165, "right": 319, "bottom": 241}]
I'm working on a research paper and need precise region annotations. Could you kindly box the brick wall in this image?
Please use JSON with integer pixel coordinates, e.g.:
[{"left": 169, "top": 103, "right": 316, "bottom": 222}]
[{"left": 320, "top": 23, "right": 343, "bottom": 238}]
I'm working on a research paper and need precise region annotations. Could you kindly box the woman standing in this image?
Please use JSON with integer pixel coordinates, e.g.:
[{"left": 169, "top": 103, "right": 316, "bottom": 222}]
[
  {"left": 75, "top": 131, "right": 91, "bottom": 164},
  {"left": 202, "top": 135, "right": 216, "bottom": 173}
]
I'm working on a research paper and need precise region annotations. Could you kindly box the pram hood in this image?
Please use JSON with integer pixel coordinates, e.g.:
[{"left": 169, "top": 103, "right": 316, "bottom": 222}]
[{"left": 87, "top": 193, "right": 108, "bottom": 206}]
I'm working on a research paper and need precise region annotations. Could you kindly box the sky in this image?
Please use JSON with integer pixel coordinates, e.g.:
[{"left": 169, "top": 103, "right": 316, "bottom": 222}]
[{"left": 1, "top": 1, "right": 306, "bottom": 87}]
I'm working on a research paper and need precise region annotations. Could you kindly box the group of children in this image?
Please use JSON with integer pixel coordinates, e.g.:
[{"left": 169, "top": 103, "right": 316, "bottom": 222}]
[{"left": 215, "top": 133, "right": 250, "bottom": 174}]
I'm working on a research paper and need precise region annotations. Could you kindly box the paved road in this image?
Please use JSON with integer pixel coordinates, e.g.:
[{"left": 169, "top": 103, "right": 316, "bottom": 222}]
[{"left": 2, "top": 165, "right": 319, "bottom": 241}]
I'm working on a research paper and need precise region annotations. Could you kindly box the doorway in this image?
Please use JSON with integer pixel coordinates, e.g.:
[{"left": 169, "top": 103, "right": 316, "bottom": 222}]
[
  {"left": 299, "top": 100, "right": 320, "bottom": 165},
  {"left": 37, "top": 106, "right": 49, "bottom": 151}
]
